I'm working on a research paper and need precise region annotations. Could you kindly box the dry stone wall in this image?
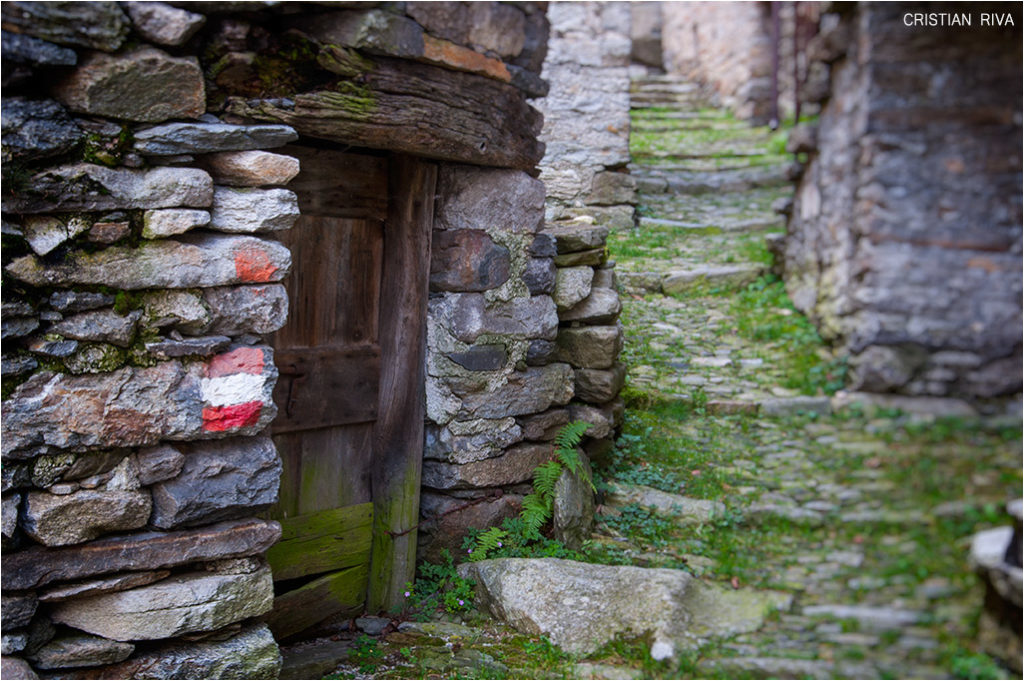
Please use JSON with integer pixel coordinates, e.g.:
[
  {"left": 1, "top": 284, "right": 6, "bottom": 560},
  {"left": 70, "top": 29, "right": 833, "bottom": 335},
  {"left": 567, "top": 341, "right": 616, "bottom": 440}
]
[{"left": 782, "top": 2, "right": 1023, "bottom": 401}]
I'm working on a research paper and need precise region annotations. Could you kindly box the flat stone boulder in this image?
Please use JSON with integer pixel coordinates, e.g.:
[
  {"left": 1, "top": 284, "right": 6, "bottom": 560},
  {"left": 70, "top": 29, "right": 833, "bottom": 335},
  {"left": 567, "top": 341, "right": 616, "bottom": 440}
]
[
  {"left": 422, "top": 442, "right": 551, "bottom": 490},
  {"left": 443, "top": 293, "right": 558, "bottom": 344},
  {"left": 203, "top": 284, "right": 289, "bottom": 336},
  {"left": 22, "top": 489, "right": 151, "bottom": 547},
  {"left": 49, "top": 291, "right": 115, "bottom": 313},
  {"left": 759, "top": 395, "right": 832, "bottom": 416},
  {"left": 53, "top": 46, "right": 204, "bottom": 122},
  {"left": 123, "top": 2, "right": 205, "bottom": 46},
  {"left": 457, "top": 364, "right": 573, "bottom": 419},
  {"left": 145, "top": 335, "right": 232, "bottom": 360},
  {"left": 553, "top": 266, "right": 594, "bottom": 311},
  {"left": 209, "top": 187, "right": 300, "bottom": 233},
  {"left": 430, "top": 229, "right": 511, "bottom": 293},
  {"left": 459, "top": 558, "right": 792, "bottom": 658},
  {"left": 134, "top": 122, "right": 298, "bottom": 156},
  {"left": 555, "top": 325, "right": 623, "bottom": 369},
  {"left": 2, "top": 164, "right": 212, "bottom": 214},
  {"left": 1, "top": 1, "right": 128, "bottom": 51},
  {"left": 1, "top": 98, "right": 83, "bottom": 163},
  {"left": 6, "top": 233, "right": 290, "bottom": 289},
  {"left": 425, "top": 420, "right": 523, "bottom": 465},
  {"left": 561, "top": 287, "right": 621, "bottom": 324},
  {"left": 574, "top": 364, "right": 626, "bottom": 404},
  {"left": 39, "top": 570, "right": 170, "bottom": 602},
  {"left": 149, "top": 436, "right": 282, "bottom": 529},
  {"left": 28, "top": 633, "right": 134, "bottom": 669},
  {"left": 201, "top": 150, "right": 300, "bottom": 187},
  {"left": 435, "top": 166, "right": 544, "bottom": 234},
  {"left": 21, "top": 215, "right": 89, "bottom": 256},
  {"left": 52, "top": 623, "right": 281, "bottom": 680},
  {"left": 541, "top": 223, "right": 610, "bottom": 254},
  {"left": 1, "top": 31, "right": 77, "bottom": 66},
  {"left": 605, "top": 482, "right": 725, "bottom": 525},
  {"left": 49, "top": 309, "right": 140, "bottom": 348},
  {"left": 140, "top": 290, "right": 210, "bottom": 334},
  {"left": 2, "top": 519, "right": 280, "bottom": 590},
  {"left": 1, "top": 346, "right": 278, "bottom": 458},
  {"left": 142, "top": 208, "right": 210, "bottom": 239},
  {"left": 50, "top": 565, "right": 273, "bottom": 641},
  {"left": 662, "top": 264, "right": 763, "bottom": 295}
]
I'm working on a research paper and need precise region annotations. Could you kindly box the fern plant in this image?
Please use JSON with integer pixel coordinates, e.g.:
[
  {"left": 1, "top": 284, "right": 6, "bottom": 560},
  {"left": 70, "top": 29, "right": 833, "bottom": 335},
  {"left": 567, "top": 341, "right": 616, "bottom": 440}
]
[{"left": 466, "top": 420, "right": 592, "bottom": 562}]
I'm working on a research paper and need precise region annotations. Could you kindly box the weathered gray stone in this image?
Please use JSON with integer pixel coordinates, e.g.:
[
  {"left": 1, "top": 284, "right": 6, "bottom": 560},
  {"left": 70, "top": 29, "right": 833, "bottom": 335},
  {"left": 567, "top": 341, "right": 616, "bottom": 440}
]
[
  {"left": 1, "top": 1, "right": 128, "bottom": 51},
  {"left": 445, "top": 293, "right": 558, "bottom": 344},
  {"left": 31, "top": 449, "right": 127, "bottom": 488},
  {"left": 209, "top": 187, "right": 300, "bottom": 233},
  {"left": 63, "top": 343, "right": 128, "bottom": 375},
  {"left": 606, "top": 483, "right": 726, "bottom": 525},
  {"left": 292, "top": 9, "right": 424, "bottom": 59},
  {"left": 6, "top": 233, "right": 291, "bottom": 290},
  {"left": 431, "top": 230, "right": 511, "bottom": 292},
  {"left": 567, "top": 402, "right": 616, "bottom": 439},
  {"left": 25, "top": 337, "right": 78, "bottom": 358},
  {"left": 201, "top": 150, "right": 300, "bottom": 187},
  {"left": 140, "top": 290, "right": 210, "bottom": 334},
  {"left": 2, "top": 632, "right": 27, "bottom": 655},
  {"left": 49, "top": 309, "right": 140, "bottom": 348},
  {"left": 542, "top": 223, "right": 610, "bottom": 253},
  {"left": 2, "top": 494, "right": 20, "bottom": 543},
  {"left": 355, "top": 616, "right": 391, "bottom": 636},
  {"left": 662, "top": 264, "right": 763, "bottom": 295},
  {"left": 0, "top": 31, "right": 77, "bottom": 65},
  {"left": 29, "top": 633, "right": 134, "bottom": 669},
  {"left": 149, "top": 436, "right": 281, "bottom": 529},
  {"left": 457, "top": 364, "right": 574, "bottom": 418},
  {"left": 53, "top": 46, "right": 204, "bottom": 122},
  {"left": 2, "top": 347, "right": 279, "bottom": 458},
  {"left": 49, "top": 565, "right": 274, "bottom": 641},
  {"left": 555, "top": 325, "right": 623, "bottom": 369},
  {"left": 142, "top": 208, "right": 210, "bottom": 239},
  {"left": 446, "top": 345, "right": 508, "bottom": 372},
  {"left": 517, "top": 408, "right": 569, "bottom": 441},
  {"left": 22, "top": 215, "right": 90, "bottom": 256},
  {"left": 123, "top": 2, "right": 205, "bottom": 46},
  {"left": 574, "top": 364, "right": 626, "bottom": 404},
  {"left": 418, "top": 492, "right": 523, "bottom": 563},
  {"left": 1, "top": 593, "right": 37, "bottom": 631},
  {"left": 145, "top": 335, "right": 231, "bottom": 360},
  {"left": 1, "top": 98, "right": 83, "bottom": 163},
  {"left": 49, "top": 291, "right": 115, "bottom": 313},
  {"left": 2, "top": 519, "right": 281, "bottom": 590},
  {"left": 554, "top": 248, "right": 604, "bottom": 267},
  {"left": 2, "top": 354, "right": 38, "bottom": 377},
  {"left": 134, "top": 122, "right": 298, "bottom": 156},
  {"left": 529, "top": 233, "right": 557, "bottom": 257},
  {"left": 52, "top": 623, "right": 281, "bottom": 680},
  {"left": 526, "top": 339, "right": 557, "bottom": 366},
  {"left": 22, "top": 489, "right": 151, "bottom": 547},
  {"left": 203, "top": 284, "right": 289, "bottom": 335},
  {"left": 552, "top": 453, "right": 594, "bottom": 550},
  {"left": 553, "top": 266, "right": 594, "bottom": 311},
  {"left": 424, "top": 420, "right": 523, "bottom": 465},
  {"left": 589, "top": 171, "right": 637, "bottom": 206},
  {"left": 436, "top": 166, "right": 545, "bottom": 233},
  {"left": 1, "top": 656, "right": 37, "bottom": 680},
  {"left": 39, "top": 570, "right": 171, "bottom": 602},
  {"left": 759, "top": 396, "right": 832, "bottom": 416},
  {"left": 460, "top": 558, "right": 791, "bottom": 657},
  {"left": 24, "top": 614, "right": 55, "bottom": 656},
  {"left": 523, "top": 258, "right": 556, "bottom": 295},
  {"left": 3, "top": 164, "right": 212, "bottom": 214},
  {"left": 406, "top": 2, "right": 525, "bottom": 58},
  {"left": 561, "top": 287, "right": 621, "bottom": 324},
  {"left": 133, "top": 444, "right": 185, "bottom": 486},
  {"left": 422, "top": 442, "right": 552, "bottom": 490},
  {"left": 2, "top": 317, "right": 39, "bottom": 340},
  {"left": 87, "top": 220, "right": 131, "bottom": 244}
]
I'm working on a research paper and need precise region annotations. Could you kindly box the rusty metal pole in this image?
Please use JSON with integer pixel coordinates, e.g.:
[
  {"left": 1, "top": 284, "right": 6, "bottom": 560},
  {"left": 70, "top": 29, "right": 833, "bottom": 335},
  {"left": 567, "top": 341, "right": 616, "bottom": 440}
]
[{"left": 770, "top": 1, "right": 781, "bottom": 129}]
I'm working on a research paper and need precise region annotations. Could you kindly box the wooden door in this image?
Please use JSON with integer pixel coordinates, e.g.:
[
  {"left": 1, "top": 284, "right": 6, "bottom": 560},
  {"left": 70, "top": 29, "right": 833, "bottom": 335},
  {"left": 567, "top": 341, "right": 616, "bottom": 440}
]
[{"left": 264, "top": 145, "right": 435, "bottom": 639}]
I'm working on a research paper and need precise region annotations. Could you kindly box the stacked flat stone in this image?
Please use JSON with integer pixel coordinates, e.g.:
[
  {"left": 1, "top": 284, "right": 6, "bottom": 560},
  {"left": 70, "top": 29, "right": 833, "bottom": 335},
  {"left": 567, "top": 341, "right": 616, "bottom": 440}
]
[{"left": 0, "top": 2, "right": 296, "bottom": 677}]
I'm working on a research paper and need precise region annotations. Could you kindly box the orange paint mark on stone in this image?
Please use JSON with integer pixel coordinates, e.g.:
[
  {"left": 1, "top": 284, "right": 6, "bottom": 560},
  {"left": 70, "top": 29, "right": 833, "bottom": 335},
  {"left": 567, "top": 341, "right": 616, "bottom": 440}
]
[
  {"left": 967, "top": 256, "right": 1001, "bottom": 273},
  {"left": 202, "top": 401, "right": 262, "bottom": 431},
  {"left": 422, "top": 34, "right": 511, "bottom": 82},
  {"left": 206, "top": 347, "right": 265, "bottom": 377},
  {"left": 235, "top": 247, "right": 277, "bottom": 283}
]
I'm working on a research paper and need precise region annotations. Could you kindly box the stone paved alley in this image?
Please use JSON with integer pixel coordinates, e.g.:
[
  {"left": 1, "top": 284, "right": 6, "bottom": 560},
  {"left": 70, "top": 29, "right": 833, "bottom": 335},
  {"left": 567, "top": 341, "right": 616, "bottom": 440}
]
[{"left": 278, "top": 76, "right": 1022, "bottom": 681}]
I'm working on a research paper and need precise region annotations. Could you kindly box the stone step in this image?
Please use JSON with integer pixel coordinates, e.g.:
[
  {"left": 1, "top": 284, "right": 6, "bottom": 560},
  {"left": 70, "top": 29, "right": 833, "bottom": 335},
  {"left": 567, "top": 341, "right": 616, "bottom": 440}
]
[
  {"left": 618, "top": 263, "right": 766, "bottom": 297},
  {"left": 638, "top": 216, "right": 783, "bottom": 233},
  {"left": 633, "top": 164, "right": 792, "bottom": 195}
]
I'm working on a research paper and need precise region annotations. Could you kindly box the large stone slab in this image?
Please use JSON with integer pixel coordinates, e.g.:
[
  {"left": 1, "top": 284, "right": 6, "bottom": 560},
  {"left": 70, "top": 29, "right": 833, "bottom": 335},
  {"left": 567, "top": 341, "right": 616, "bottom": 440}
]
[
  {"left": 28, "top": 633, "right": 134, "bottom": 669},
  {"left": 203, "top": 285, "right": 289, "bottom": 336},
  {"left": 123, "top": 2, "right": 205, "bottom": 46},
  {"left": 425, "top": 420, "right": 523, "bottom": 465},
  {"left": 460, "top": 558, "right": 791, "bottom": 658},
  {"left": 209, "top": 187, "right": 300, "bottom": 233},
  {"left": 541, "top": 223, "right": 610, "bottom": 254},
  {"left": 48, "top": 309, "right": 140, "bottom": 348},
  {"left": 201, "top": 150, "right": 300, "bottom": 187},
  {"left": 443, "top": 293, "right": 558, "bottom": 344},
  {"left": 406, "top": 2, "right": 526, "bottom": 58},
  {"left": 39, "top": 570, "right": 171, "bottom": 602},
  {"left": 457, "top": 364, "right": 574, "bottom": 418},
  {"left": 5, "top": 233, "right": 290, "bottom": 289},
  {"left": 560, "top": 287, "right": 621, "bottom": 324},
  {"left": 430, "top": 230, "right": 511, "bottom": 293},
  {"left": 142, "top": 209, "right": 210, "bottom": 239},
  {"left": 435, "top": 166, "right": 544, "bottom": 233},
  {"left": 422, "top": 442, "right": 552, "bottom": 490},
  {"left": 662, "top": 264, "right": 763, "bottom": 295},
  {"left": 50, "top": 623, "right": 280, "bottom": 680},
  {"left": 555, "top": 325, "right": 623, "bottom": 369},
  {"left": 134, "top": 122, "right": 298, "bottom": 156},
  {"left": 49, "top": 565, "right": 274, "bottom": 641},
  {"left": 1, "top": 1, "right": 128, "bottom": 51},
  {"left": 605, "top": 483, "right": 726, "bottom": 525},
  {"left": 1, "top": 98, "right": 82, "bottom": 163},
  {"left": 1, "top": 346, "right": 278, "bottom": 458},
  {"left": 53, "top": 46, "right": 204, "bottom": 122},
  {"left": 149, "top": 436, "right": 281, "bottom": 529},
  {"left": 2, "top": 164, "right": 212, "bottom": 214},
  {"left": 2, "top": 519, "right": 281, "bottom": 590},
  {"left": 22, "top": 489, "right": 151, "bottom": 547}
]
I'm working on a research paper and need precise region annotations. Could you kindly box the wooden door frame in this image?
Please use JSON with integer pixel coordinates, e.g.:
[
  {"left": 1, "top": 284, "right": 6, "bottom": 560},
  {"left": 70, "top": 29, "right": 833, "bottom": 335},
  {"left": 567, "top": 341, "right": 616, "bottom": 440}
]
[{"left": 367, "top": 154, "right": 437, "bottom": 612}]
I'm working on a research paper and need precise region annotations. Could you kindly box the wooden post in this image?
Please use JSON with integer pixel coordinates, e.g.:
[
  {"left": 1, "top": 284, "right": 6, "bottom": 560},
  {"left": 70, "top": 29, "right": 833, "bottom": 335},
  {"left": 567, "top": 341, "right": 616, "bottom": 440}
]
[{"left": 367, "top": 154, "right": 436, "bottom": 612}]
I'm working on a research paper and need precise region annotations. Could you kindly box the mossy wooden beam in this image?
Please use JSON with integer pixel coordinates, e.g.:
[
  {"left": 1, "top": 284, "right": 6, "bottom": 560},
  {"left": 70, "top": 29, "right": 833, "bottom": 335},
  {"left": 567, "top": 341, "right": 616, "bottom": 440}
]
[
  {"left": 265, "top": 502, "right": 373, "bottom": 582},
  {"left": 225, "top": 48, "right": 544, "bottom": 171},
  {"left": 265, "top": 564, "right": 368, "bottom": 640}
]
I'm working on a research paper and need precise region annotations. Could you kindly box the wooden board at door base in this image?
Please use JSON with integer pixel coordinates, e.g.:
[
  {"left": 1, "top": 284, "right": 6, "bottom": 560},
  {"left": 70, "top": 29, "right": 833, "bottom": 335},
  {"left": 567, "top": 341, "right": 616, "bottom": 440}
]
[{"left": 267, "top": 143, "right": 435, "bottom": 633}]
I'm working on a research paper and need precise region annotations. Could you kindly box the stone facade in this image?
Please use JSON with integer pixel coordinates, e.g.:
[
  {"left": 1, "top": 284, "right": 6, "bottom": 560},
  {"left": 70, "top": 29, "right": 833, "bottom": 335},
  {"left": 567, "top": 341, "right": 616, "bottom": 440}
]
[
  {"left": 0, "top": 1, "right": 585, "bottom": 676},
  {"left": 782, "top": 2, "right": 1023, "bottom": 401}
]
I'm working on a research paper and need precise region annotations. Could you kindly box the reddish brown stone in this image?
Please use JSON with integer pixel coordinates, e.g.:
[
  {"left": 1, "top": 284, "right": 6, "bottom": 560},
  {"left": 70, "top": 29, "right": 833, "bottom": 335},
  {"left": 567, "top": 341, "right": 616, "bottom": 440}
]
[{"left": 430, "top": 230, "right": 511, "bottom": 292}]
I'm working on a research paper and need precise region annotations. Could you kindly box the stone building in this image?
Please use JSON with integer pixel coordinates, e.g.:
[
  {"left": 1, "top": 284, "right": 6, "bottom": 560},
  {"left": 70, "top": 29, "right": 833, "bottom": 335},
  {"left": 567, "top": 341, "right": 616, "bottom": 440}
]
[
  {"left": 782, "top": 2, "right": 1023, "bottom": 402},
  {"left": 0, "top": 2, "right": 622, "bottom": 677}
]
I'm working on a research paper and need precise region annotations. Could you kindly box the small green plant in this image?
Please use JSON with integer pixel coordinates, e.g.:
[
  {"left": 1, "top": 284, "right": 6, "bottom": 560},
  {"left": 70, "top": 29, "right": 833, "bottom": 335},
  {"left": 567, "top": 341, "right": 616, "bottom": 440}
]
[
  {"left": 945, "top": 646, "right": 1007, "bottom": 680},
  {"left": 601, "top": 502, "right": 675, "bottom": 548},
  {"left": 349, "top": 634, "right": 384, "bottom": 674},
  {"left": 404, "top": 548, "right": 475, "bottom": 618}
]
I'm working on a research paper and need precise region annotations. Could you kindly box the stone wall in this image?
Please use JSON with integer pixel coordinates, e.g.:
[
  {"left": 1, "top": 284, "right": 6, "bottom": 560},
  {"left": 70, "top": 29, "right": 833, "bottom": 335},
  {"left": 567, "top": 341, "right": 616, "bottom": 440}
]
[
  {"left": 782, "top": 2, "right": 1023, "bottom": 401},
  {"left": 1, "top": 1, "right": 564, "bottom": 677}
]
